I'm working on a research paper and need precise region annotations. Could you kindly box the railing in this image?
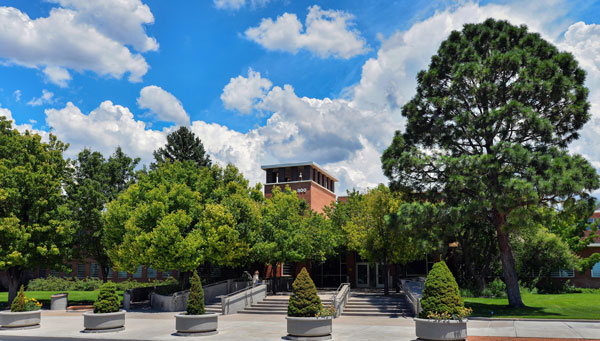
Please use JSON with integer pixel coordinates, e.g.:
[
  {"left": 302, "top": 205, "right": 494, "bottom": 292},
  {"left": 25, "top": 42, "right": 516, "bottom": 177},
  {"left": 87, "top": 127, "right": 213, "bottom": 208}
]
[
  {"left": 400, "top": 278, "right": 425, "bottom": 316},
  {"left": 330, "top": 282, "right": 350, "bottom": 318},
  {"left": 220, "top": 284, "right": 267, "bottom": 315}
]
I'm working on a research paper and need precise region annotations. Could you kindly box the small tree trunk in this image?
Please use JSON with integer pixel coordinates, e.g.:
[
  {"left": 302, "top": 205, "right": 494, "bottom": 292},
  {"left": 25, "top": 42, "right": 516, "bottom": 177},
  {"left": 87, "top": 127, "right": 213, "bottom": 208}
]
[
  {"left": 179, "top": 271, "right": 191, "bottom": 290},
  {"left": 100, "top": 264, "right": 109, "bottom": 283},
  {"left": 494, "top": 212, "right": 524, "bottom": 308},
  {"left": 383, "top": 261, "right": 390, "bottom": 296},
  {"left": 7, "top": 267, "right": 23, "bottom": 306},
  {"left": 394, "top": 264, "right": 400, "bottom": 293},
  {"left": 271, "top": 262, "right": 278, "bottom": 295}
]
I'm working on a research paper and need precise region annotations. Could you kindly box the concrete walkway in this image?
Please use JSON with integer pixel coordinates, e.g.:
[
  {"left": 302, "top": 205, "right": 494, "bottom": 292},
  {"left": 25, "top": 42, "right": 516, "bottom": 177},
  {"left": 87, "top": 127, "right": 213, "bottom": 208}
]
[{"left": 0, "top": 310, "right": 599, "bottom": 340}]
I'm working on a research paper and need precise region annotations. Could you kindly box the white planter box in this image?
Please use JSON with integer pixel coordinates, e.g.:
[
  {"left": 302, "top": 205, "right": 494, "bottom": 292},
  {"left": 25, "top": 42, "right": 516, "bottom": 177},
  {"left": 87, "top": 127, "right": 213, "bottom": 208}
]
[
  {"left": 0, "top": 310, "right": 41, "bottom": 329},
  {"left": 414, "top": 318, "right": 467, "bottom": 340},
  {"left": 175, "top": 312, "right": 218, "bottom": 336},
  {"left": 286, "top": 316, "right": 332, "bottom": 340},
  {"left": 82, "top": 310, "right": 125, "bottom": 333}
]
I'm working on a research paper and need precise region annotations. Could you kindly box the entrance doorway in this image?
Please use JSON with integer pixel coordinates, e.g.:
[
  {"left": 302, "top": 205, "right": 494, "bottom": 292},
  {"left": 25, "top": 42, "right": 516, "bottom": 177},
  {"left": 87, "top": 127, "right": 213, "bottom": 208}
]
[
  {"left": 356, "top": 263, "right": 369, "bottom": 287},
  {"left": 356, "top": 263, "right": 389, "bottom": 288}
]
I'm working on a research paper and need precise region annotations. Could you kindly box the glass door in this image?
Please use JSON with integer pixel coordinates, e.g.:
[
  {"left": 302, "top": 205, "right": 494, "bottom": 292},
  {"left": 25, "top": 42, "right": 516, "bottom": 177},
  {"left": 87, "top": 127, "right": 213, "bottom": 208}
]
[
  {"left": 356, "top": 263, "right": 370, "bottom": 287},
  {"left": 376, "top": 263, "right": 386, "bottom": 288}
]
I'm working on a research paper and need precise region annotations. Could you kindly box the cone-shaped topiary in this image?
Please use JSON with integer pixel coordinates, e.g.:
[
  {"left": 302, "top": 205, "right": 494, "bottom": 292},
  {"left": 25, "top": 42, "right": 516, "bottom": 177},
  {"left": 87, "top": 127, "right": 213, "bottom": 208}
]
[
  {"left": 186, "top": 270, "right": 205, "bottom": 315},
  {"left": 93, "top": 282, "right": 120, "bottom": 314},
  {"left": 419, "top": 261, "right": 471, "bottom": 319},
  {"left": 288, "top": 267, "right": 322, "bottom": 317},
  {"left": 10, "top": 285, "right": 27, "bottom": 312}
]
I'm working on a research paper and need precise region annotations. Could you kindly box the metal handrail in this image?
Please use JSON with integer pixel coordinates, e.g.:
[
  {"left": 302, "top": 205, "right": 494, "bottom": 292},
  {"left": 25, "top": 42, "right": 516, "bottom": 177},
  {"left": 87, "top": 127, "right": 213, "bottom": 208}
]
[
  {"left": 331, "top": 282, "right": 350, "bottom": 318},
  {"left": 221, "top": 281, "right": 253, "bottom": 298}
]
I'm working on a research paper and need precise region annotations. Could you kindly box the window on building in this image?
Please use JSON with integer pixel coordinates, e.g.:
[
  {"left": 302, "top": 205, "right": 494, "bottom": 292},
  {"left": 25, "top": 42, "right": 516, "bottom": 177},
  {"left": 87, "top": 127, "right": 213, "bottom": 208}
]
[
  {"left": 282, "top": 263, "right": 294, "bottom": 277},
  {"left": 147, "top": 267, "right": 157, "bottom": 278},
  {"left": 76, "top": 263, "right": 86, "bottom": 278},
  {"left": 133, "top": 265, "right": 143, "bottom": 279},
  {"left": 551, "top": 269, "right": 574, "bottom": 278},
  {"left": 90, "top": 263, "right": 100, "bottom": 278},
  {"left": 592, "top": 262, "right": 600, "bottom": 278},
  {"left": 118, "top": 270, "right": 128, "bottom": 279},
  {"left": 49, "top": 269, "right": 60, "bottom": 277},
  {"left": 107, "top": 268, "right": 114, "bottom": 279}
]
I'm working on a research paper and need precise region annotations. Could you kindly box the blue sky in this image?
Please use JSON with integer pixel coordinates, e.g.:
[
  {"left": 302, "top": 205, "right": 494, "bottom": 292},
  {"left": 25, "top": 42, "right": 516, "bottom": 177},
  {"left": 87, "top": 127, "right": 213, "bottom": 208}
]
[{"left": 1, "top": 0, "right": 600, "bottom": 193}]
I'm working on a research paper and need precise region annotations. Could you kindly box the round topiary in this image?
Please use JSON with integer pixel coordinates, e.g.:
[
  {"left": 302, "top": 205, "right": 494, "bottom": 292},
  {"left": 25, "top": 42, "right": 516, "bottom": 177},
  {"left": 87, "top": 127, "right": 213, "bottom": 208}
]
[
  {"left": 288, "top": 267, "right": 322, "bottom": 317},
  {"left": 419, "top": 261, "right": 471, "bottom": 319},
  {"left": 11, "top": 285, "right": 27, "bottom": 312},
  {"left": 93, "top": 282, "right": 120, "bottom": 314},
  {"left": 186, "top": 270, "right": 205, "bottom": 315}
]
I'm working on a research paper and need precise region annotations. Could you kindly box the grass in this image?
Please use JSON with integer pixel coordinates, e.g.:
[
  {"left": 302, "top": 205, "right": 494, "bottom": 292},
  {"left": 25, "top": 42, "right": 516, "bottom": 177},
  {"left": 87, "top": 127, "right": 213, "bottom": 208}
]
[
  {"left": 0, "top": 290, "right": 124, "bottom": 309},
  {"left": 464, "top": 291, "right": 600, "bottom": 319}
]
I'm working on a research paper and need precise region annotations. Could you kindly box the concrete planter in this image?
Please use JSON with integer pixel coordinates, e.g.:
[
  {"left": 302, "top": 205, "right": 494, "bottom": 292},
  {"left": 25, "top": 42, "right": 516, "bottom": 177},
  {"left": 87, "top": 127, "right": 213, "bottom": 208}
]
[
  {"left": 175, "top": 313, "right": 218, "bottom": 336},
  {"left": 0, "top": 310, "right": 41, "bottom": 329},
  {"left": 286, "top": 316, "right": 332, "bottom": 340},
  {"left": 82, "top": 310, "right": 125, "bottom": 333},
  {"left": 414, "top": 318, "right": 467, "bottom": 340}
]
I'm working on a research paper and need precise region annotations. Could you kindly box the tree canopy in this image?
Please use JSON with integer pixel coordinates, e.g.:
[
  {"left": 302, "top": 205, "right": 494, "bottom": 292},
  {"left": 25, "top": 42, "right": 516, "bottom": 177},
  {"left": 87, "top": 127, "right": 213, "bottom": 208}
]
[
  {"left": 0, "top": 116, "right": 74, "bottom": 304},
  {"left": 103, "top": 161, "right": 260, "bottom": 276},
  {"left": 67, "top": 147, "right": 139, "bottom": 281},
  {"left": 382, "top": 19, "right": 599, "bottom": 307},
  {"left": 152, "top": 126, "right": 211, "bottom": 168}
]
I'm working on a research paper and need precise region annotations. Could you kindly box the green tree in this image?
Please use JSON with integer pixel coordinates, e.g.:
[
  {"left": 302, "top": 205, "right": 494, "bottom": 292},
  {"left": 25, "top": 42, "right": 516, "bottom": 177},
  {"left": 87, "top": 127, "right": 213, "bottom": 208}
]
[
  {"left": 382, "top": 19, "right": 599, "bottom": 307},
  {"left": 420, "top": 261, "right": 470, "bottom": 319},
  {"left": 288, "top": 267, "right": 322, "bottom": 317},
  {"left": 93, "top": 282, "right": 120, "bottom": 313},
  {"left": 152, "top": 126, "right": 211, "bottom": 169},
  {"left": 0, "top": 116, "right": 74, "bottom": 305},
  {"left": 67, "top": 147, "right": 139, "bottom": 282},
  {"left": 252, "top": 186, "right": 340, "bottom": 294},
  {"left": 340, "top": 185, "right": 430, "bottom": 295},
  {"left": 103, "top": 161, "right": 255, "bottom": 285}
]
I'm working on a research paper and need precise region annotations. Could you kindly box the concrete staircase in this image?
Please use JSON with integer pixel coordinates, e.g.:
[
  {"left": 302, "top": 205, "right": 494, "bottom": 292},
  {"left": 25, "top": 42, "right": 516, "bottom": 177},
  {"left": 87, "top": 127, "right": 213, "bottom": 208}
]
[
  {"left": 238, "top": 294, "right": 333, "bottom": 315},
  {"left": 341, "top": 291, "right": 413, "bottom": 317},
  {"left": 204, "top": 301, "right": 222, "bottom": 314}
]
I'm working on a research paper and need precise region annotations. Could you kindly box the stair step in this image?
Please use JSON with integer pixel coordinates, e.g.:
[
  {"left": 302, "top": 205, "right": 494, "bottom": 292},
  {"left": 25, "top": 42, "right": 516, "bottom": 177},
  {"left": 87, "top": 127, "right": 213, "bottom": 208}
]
[{"left": 342, "top": 311, "right": 409, "bottom": 316}]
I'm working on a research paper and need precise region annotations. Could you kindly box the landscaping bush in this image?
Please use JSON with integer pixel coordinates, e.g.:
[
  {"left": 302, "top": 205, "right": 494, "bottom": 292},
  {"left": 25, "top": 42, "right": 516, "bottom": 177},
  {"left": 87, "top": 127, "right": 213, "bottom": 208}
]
[
  {"left": 288, "top": 267, "right": 322, "bottom": 317},
  {"left": 420, "top": 261, "right": 471, "bottom": 320},
  {"left": 535, "top": 278, "right": 578, "bottom": 294},
  {"left": 480, "top": 278, "right": 506, "bottom": 298},
  {"left": 93, "top": 283, "right": 120, "bottom": 314},
  {"left": 26, "top": 276, "right": 178, "bottom": 292},
  {"left": 10, "top": 286, "right": 42, "bottom": 312},
  {"left": 186, "top": 271, "right": 205, "bottom": 315}
]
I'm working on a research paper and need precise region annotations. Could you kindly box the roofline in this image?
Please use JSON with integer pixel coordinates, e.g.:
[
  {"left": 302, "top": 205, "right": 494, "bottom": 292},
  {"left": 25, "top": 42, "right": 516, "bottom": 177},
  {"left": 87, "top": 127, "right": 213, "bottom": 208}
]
[{"left": 261, "top": 161, "right": 338, "bottom": 182}]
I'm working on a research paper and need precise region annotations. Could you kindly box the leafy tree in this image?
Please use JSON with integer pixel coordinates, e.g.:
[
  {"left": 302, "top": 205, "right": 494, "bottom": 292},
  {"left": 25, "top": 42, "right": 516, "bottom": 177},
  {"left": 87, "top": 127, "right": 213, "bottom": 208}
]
[
  {"left": 288, "top": 267, "right": 322, "bottom": 317},
  {"left": 103, "top": 161, "right": 256, "bottom": 285},
  {"left": 152, "top": 126, "right": 211, "bottom": 168},
  {"left": 339, "top": 185, "right": 428, "bottom": 295},
  {"left": 187, "top": 270, "right": 205, "bottom": 315},
  {"left": 382, "top": 19, "right": 599, "bottom": 307},
  {"left": 252, "top": 186, "right": 340, "bottom": 294},
  {"left": 67, "top": 147, "right": 139, "bottom": 282},
  {"left": 0, "top": 116, "right": 74, "bottom": 305},
  {"left": 93, "top": 282, "right": 120, "bottom": 313},
  {"left": 10, "top": 286, "right": 26, "bottom": 312}
]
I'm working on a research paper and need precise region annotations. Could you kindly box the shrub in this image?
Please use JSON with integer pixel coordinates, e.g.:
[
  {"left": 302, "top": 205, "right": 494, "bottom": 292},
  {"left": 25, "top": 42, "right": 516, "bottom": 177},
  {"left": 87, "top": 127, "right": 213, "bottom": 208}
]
[
  {"left": 93, "top": 283, "right": 120, "bottom": 314},
  {"left": 288, "top": 267, "right": 322, "bottom": 317},
  {"left": 420, "top": 261, "right": 471, "bottom": 320},
  {"left": 26, "top": 275, "right": 179, "bottom": 292},
  {"left": 11, "top": 286, "right": 27, "bottom": 312},
  {"left": 186, "top": 271, "right": 205, "bottom": 315}
]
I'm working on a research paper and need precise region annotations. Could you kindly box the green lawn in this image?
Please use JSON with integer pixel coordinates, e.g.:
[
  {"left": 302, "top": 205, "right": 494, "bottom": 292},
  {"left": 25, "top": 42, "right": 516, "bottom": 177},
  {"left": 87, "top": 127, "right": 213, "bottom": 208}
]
[
  {"left": 0, "top": 290, "right": 123, "bottom": 309},
  {"left": 465, "top": 291, "right": 600, "bottom": 319}
]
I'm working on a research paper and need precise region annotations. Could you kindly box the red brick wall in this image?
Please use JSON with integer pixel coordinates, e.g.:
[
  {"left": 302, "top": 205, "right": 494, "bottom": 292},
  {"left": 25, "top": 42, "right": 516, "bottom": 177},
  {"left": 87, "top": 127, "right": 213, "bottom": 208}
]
[{"left": 264, "top": 181, "right": 336, "bottom": 214}]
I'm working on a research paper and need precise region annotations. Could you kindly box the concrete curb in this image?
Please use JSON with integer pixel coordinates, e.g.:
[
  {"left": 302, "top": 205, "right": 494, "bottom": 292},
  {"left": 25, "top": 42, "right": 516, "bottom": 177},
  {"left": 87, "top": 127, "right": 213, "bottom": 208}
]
[{"left": 469, "top": 317, "right": 600, "bottom": 323}]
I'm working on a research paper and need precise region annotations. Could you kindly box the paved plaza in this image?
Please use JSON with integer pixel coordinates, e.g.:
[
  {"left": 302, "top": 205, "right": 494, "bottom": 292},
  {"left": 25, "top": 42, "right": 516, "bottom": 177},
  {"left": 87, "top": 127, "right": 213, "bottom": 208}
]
[{"left": 1, "top": 310, "right": 599, "bottom": 341}]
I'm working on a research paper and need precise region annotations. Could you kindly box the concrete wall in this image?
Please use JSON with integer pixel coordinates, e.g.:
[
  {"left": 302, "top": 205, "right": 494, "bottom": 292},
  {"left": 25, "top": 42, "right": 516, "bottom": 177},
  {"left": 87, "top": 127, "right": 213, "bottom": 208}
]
[
  {"left": 221, "top": 284, "right": 267, "bottom": 315},
  {"left": 401, "top": 279, "right": 424, "bottom": 316},
  {"left": 151, "top": 290, "right": 189, "bottom": 312}
]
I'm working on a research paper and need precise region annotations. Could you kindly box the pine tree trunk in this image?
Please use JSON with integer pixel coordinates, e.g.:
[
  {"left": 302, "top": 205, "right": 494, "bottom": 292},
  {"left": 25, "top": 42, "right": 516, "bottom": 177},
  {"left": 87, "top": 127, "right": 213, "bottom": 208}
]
[
  {"left": 100, "top": 264, "right": 109, "bottom": 283},
  {"left": 383, "top": 261, "right": 389, "bottom": 296},
  {"left": 494, "top": 212, "right": 524, "bottom": 308},
  {"left": 7, "top": 267, "right": 23, "bottom": 306}
]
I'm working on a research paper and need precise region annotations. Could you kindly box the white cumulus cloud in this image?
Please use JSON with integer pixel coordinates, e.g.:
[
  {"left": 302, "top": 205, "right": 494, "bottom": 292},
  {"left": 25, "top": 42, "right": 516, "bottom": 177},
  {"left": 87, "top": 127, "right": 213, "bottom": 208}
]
[
  {"left": 27, "top": 90, "right": 54, "bottom": 107},
  {"left": 221, "top": 69, "right": 273, "bottom": 114},
  {"left": 137, "top": 86, "right": 190, "bottom": 126},
  {"left": 245, "top": 5, "right": 369, "bottom": 59},
  {"left": 214, "top": 0, "right": 270, "bottom": 11},
  {"left": 0, "top": 0, "right": 157, "bottom": 86}
]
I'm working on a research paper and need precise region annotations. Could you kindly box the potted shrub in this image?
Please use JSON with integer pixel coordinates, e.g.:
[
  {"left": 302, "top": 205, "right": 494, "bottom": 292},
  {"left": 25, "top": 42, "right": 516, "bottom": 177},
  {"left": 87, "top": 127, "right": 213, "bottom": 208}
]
[
  {"left": 175, "top": 270, "right": 218, "bottom": 336},
  {"left": 82, "top": 282, "right": 125, "bottom": 333},
  {"left": 286, "top": 268, "right": 333, "bottom": 340},
  {"left": 414, "top": 261, "right": 472, "bottom": 341},
  {"left": 0, "top": 286, "right": 42, "bottom": 329}
]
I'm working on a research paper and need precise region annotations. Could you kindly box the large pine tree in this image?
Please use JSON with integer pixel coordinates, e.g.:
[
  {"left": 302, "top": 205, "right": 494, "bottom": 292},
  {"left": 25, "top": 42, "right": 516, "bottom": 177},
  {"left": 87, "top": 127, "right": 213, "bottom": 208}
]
[{"left": 382, "top": 19, "right": 599, "bottom": 307}]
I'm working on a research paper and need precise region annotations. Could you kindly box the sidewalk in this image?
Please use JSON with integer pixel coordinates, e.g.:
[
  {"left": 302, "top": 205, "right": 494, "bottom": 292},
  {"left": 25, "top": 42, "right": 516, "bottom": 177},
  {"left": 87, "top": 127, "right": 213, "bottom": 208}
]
[{"left": 0, "top": 310, "right": 598, "bottom": 340}]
